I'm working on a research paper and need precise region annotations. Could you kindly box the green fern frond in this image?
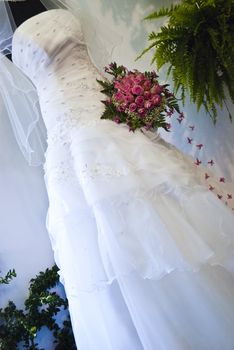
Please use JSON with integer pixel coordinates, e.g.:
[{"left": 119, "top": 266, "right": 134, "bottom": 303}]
[
  {"left": 136, "top": 41, "right": 158, "bottom": 61},
  {"left": 144, "top": 4, "right": 179, "bottom": 21},
  {"left": 148, "top": 32, "right": 158, "bottom": 41},
  {"left": 140, "top": 0, "right": 234, "bottom": 122}
]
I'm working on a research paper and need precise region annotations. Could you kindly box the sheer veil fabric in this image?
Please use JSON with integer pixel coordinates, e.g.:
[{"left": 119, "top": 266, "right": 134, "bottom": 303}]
[
  {"left": 0, "top": 1, "right": 46, "bottom": 166},
  {"left": 11, "top": 9, "right": 234, "bottom": 350}
]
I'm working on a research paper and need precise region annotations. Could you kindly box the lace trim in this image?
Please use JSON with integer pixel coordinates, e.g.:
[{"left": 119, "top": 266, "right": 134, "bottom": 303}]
[{"left": 78, "top": 163, "right": 129, "bottom": 183}]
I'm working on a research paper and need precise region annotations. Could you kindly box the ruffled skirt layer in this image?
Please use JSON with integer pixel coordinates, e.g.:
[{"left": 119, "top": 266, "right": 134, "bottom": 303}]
[{"left": 44, "top": 121, "right": 234, "bottom": 350}]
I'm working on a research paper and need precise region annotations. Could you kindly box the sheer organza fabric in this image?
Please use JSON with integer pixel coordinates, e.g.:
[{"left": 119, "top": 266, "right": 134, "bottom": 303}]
[{"left": 12, "top": 10, "right": 234, "bottom": 350}]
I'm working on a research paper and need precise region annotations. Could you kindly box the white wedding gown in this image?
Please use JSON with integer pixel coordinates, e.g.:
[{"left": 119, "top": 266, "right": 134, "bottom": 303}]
[{"left": 12, "top": 9, "right": 234, "bottom": 350}]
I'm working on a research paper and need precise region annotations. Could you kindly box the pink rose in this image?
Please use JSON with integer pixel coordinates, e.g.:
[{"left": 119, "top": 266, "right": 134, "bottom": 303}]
[
  {"left": 129, "top": 103, "right": 137, "bottom": 112},
  {"left": 131, "top": 85, "right": 144, "bottom": 95},
  {"left": 151, "top": 84, "right": 162, "bottom": 95},
  {"left": 134, "top": 73, "right": 145, "bottom": 84},
  {"left": 122, "top": 83, "right": 132, "bottom": 93},
  {"left": 114, "top": 81, "right": 124, "bottom": 91},
  {"left": 125, "top": 93, "right": 134, "bottom": 103},
  {"left": 122, "top": 76, "right": 133, "bottom": 86},
  {"left": 151, "top": 94, "right": 162, "bottom": 106},
  {"left": 135, "top": 95, "right": 144, "bottom": 107},
  {"left": 144, "top": 100, "right": 152, "bottom": 109},
  {"left": 118, "top": 105, "right": 125, "bottom": 112},
  {"left": 143, "top": 80, "right": 151, "bottom": 90},
  {"left": 144, "top": 91, "right": 151, "bottom": 99},
  {"left": 138, "top": 108, "right": 146, "bottom": 116},
  {"left": 114, "top": 91, "right": 124, "bottom": 102}
]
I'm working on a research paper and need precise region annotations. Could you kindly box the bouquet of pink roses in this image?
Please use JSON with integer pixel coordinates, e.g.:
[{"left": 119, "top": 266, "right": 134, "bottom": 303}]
[{"left": 97, "top": 62, "right": 180, "bottom": 132}]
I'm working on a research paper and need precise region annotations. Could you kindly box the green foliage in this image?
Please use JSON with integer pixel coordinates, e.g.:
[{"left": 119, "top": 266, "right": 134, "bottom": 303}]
[
  {"left": 0, "top": 269, "right": 17, "bottom": 285},
  {"left": 0, "top": 265, "right": 77, "bottom": 350},
  {"left": 140, "top": 0, "right": 234, "bottom": 123},
  {"left": 96, "top": 79, "right": 114, "bottom": 97}
]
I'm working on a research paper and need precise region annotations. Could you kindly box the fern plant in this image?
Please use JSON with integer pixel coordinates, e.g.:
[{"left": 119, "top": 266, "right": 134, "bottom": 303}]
[{"left": 139, "top": 0, "right": 234, "bottom": 123}]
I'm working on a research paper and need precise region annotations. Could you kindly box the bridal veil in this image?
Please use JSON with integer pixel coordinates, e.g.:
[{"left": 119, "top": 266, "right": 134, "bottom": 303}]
[{"left": 0, "top": 1, "right": 46, "bottom": 166}]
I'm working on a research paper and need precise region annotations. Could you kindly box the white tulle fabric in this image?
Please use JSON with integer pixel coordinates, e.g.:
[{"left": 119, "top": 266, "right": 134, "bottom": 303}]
[
  {"left": 12, "top": 10, "right": 234, "bottom": 350},
  {"left": 0, "top": 2, "right": 47, "bottom": 166}
]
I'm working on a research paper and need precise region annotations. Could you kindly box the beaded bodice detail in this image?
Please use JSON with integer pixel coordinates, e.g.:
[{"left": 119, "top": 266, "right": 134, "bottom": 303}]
[
  {"left": 12, "top": 9, "right": 104, "bottom": 136},
  {"left": 12, "top": 10, "right": 113, "bottom": 188}
]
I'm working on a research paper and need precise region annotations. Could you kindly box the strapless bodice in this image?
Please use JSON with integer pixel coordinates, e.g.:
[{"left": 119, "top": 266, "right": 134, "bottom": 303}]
[
  {"left": 12, "top": 10, "right": 84, "bottom": 83},
  {"left": 12, "top": 9, "right": 104, "bottom": 131}
]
